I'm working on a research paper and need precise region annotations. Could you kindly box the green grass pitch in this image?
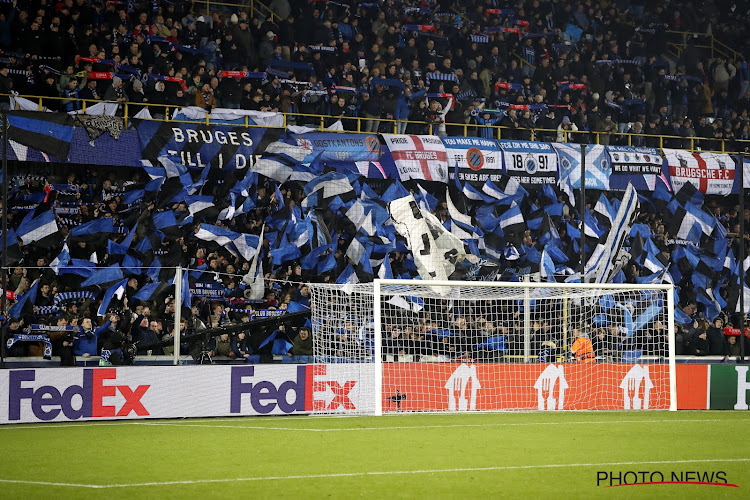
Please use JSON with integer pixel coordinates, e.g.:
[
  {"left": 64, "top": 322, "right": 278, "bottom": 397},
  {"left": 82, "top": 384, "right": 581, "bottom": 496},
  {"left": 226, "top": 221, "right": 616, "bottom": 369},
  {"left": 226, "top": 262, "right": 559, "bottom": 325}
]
[{"left": 0, "top": 411, "right": 748, "bottom": 499}]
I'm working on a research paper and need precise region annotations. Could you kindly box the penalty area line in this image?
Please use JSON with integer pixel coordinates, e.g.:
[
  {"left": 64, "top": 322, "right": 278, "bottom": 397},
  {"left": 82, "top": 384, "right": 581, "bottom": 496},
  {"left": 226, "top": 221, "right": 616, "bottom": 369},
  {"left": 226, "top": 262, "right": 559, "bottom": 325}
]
[{"left": 1, "top": 458, "right": 749, "bottom": 489}]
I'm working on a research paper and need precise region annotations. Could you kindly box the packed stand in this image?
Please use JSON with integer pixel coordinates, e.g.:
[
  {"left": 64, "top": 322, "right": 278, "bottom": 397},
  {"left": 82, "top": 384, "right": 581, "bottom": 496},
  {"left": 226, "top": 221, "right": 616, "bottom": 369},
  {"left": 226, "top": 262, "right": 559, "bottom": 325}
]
[
  {"left": 1, "top": 156, "right": 746, "bottom": 364},
  {"left": 0, "top": 0, "right": 748, "bottom": 151}
]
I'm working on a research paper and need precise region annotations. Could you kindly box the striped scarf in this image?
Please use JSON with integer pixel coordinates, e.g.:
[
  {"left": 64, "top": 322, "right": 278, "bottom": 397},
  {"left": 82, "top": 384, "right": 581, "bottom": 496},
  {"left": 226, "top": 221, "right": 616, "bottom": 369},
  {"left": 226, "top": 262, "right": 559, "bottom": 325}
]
[{"left": 54, "top": 291, "right": 97, "bottom": 306}]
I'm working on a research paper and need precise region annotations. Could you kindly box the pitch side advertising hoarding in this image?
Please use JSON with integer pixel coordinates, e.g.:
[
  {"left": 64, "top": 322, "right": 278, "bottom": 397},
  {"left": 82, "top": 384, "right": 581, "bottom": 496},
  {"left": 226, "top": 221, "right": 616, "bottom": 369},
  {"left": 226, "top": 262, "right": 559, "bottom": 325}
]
[
  {"left": 2, "top": 363, "right": 745, "bottom": 423},
  {"left": 0, "top": 365, "right": 375, "bottom": 424}
]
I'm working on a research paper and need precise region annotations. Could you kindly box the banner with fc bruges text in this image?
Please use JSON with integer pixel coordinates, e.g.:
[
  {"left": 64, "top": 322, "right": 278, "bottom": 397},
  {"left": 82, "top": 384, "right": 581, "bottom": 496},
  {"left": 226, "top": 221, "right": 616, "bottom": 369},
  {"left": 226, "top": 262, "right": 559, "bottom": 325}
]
[
  {"left": 442, "top": 136, "right": 503, "bottom": 185},
  {"left": 381, "top": 134, "right": 449, "bottom": 183},
  {"left": 608, "top": 145, "right": 668, "bottom": 191},
  {"left": 135, "top": 120, "right": 270, "bottom": 170},
  {"left": 287, "top": 132, "right": 382, "bottom": 163},
  {"left": 0, "top": 364, "right": 375, "bottom": 424},
  {"left": 662, "top": 148, "right": 735, "bottom": 195},
  {"left": 498, "top": 139, "right": 558, "bottom": 187},
  {"left": 553, "top": 143, "right": 611, "bottom": 190}
]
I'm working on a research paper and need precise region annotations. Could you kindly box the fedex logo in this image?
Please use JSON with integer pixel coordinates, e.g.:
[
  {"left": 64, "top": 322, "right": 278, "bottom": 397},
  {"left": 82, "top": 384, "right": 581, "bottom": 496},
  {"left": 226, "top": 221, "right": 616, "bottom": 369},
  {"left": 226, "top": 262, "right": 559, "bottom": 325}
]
[
  {"left": 229, "top": 366, "right": 357, "bottom": 415},
  {"left": 8, "top": 369, "right": 150, "bottom": 421},
  {"left": 8, "top": 368, "right": 151, "bottom": 421}
]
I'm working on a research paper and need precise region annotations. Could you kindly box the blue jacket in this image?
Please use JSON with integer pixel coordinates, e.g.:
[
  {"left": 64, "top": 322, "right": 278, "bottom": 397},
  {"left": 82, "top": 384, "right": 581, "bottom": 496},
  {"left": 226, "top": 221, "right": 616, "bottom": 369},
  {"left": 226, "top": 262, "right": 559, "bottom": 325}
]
[
  {"left": 395, "top": 94, "right": 410, "bottom": 120},
  {"left": 73, "top": 320, "right": 111, "bottom": 356}
]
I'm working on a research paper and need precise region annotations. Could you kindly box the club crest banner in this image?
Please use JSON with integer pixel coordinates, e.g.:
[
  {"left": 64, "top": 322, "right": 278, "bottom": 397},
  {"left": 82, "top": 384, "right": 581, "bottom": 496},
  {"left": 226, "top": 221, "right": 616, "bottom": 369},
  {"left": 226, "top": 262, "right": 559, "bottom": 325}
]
[
  {"left": 442, "top": 137, "right": 503, "bottom": 186},
  {"left": 498, "top": 139, "right": 558, "bottom": 187}
]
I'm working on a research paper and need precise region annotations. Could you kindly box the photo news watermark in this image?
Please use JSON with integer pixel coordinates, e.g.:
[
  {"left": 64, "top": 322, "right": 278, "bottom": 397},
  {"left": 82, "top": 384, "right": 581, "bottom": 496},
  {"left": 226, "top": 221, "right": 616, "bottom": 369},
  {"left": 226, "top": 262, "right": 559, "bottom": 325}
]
[{"left": 597, "top": 470, "right": 738, "bottom": 488}]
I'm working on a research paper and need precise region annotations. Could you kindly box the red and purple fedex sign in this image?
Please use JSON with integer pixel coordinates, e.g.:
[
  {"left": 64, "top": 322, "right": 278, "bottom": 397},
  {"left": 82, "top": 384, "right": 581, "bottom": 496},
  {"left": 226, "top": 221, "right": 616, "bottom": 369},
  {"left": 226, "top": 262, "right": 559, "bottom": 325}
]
[
  {"left": 1, "top": 365, "right": 367, "bottom": 424},
  {"left": 7, "top": 368, "right": 150, "bottom": 422},
  {"left": 229, "top": 365, "right": 358, "bottom": 415}
]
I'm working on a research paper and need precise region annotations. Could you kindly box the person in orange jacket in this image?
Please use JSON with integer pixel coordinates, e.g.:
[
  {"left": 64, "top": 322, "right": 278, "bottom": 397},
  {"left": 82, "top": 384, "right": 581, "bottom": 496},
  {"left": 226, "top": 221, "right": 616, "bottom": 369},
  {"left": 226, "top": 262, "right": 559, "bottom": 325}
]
[{"left": 571, "top": 328, "right": 596, "bottom": 363}]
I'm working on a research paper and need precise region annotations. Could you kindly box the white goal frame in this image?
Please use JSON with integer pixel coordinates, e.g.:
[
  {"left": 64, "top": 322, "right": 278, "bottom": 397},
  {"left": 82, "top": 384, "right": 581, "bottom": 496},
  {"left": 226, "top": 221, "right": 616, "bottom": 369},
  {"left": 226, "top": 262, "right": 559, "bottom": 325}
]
[{"left": 372, "top": 279, "right": 676, "bottom": 415}]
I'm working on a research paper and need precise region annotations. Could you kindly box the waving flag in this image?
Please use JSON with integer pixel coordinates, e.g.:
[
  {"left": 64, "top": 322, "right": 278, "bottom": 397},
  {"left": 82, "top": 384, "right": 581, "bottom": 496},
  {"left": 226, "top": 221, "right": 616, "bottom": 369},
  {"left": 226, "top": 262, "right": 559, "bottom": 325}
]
[
  {"left": 16, "top": 209, "right": 58, "bottom": 245},
  {"left": 98, "top": 278, "right": 129, "bottom": 316},
  {"left": 252, "top": 141, "right": 312, "bottom": 183},
  {"left": 555, "top": 143, "right": 611, "bottom": 191},
  {"left": 6, "top": 112, "right": 75, "bottom": 161}
]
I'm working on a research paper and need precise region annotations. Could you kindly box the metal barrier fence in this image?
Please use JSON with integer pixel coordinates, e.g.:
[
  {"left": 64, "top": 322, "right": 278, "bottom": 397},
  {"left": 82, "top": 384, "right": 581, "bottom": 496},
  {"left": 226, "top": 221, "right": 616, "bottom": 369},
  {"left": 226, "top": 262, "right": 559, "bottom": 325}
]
[
  {"left": 3, "top": 93, "right": 748, "bottom": 155},
  {"left": 191, "top": 0, "right": 284, "bottom": 23}
]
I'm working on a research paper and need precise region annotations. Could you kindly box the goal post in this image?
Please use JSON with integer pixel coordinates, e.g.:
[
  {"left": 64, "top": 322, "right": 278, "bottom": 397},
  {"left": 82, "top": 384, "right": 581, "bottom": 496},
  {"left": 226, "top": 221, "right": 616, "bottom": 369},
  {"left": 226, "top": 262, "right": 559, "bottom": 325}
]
[{"left": 309, "top": 279, "right": 676, "bottom": 414}]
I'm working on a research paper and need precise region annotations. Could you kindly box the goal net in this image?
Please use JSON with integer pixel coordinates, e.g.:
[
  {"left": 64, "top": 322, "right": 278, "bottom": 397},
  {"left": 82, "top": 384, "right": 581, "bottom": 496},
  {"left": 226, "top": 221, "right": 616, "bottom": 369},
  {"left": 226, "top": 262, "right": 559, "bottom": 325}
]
[{"left": 309, "top": 280, "right": 676, "bottom": 414}]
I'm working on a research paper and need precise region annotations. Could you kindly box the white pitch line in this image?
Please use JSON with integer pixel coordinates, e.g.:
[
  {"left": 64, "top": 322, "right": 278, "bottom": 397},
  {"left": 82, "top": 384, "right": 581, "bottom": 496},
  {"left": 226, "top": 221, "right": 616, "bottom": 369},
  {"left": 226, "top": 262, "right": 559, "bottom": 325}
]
[
  {"left": 130, "top": 418, "right": 743, "bottom": 432},
  {"left": 1, "top": 458, "right": 749, "bottom": 489},
  {"left": 0, "top": 417, "right": 743, "bottom": 432},
  {"left": 132, "top": 422, "right": 317, "bottom": 431}
]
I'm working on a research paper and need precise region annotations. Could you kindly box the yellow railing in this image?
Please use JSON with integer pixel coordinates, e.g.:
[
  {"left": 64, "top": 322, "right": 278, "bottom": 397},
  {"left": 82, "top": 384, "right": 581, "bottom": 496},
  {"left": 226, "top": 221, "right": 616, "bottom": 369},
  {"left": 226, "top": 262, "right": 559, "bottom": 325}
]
[
  {"left": 665, "top": 30, "right": 743, "bottom": 62},
  {"left": 191, "top": 0, "right": 283, "bottom": 23},
  {"left": 4, "top": 93, "right": 749, "bottom": 155}
]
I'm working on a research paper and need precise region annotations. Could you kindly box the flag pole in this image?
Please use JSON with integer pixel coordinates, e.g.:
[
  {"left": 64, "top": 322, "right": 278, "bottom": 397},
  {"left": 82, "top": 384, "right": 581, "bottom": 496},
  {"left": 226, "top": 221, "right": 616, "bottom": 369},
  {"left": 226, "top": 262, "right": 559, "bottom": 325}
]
[
  {"left": 1, "top": 112, "right": 8, "bottom": 368},
  {"left": 580, "top": 143, "right": 586, "bottom": 283},
  {"left": 740, "top": 151, "right": 745, "bottom": 362}
]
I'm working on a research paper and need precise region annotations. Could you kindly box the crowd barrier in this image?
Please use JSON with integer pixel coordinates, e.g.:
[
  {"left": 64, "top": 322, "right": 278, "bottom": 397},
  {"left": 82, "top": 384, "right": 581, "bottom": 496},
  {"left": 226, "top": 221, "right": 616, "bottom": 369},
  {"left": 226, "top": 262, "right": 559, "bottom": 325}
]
[
  {"left": 2, "top": 109, "right": 747, "bottom": 196},
  {"left": 3, "top": 93, "right": 748, "bottom": 156}
]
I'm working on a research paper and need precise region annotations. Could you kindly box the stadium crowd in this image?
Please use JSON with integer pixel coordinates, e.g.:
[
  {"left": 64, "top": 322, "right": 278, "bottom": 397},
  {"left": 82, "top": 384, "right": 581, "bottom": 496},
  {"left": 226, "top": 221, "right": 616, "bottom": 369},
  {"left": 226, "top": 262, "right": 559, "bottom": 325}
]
[
  {"left": 0, "top": 0, "right": 748, "bottom": 363},
  {"left": 0, "top": 0, "right": 748, "bottom": 150}
]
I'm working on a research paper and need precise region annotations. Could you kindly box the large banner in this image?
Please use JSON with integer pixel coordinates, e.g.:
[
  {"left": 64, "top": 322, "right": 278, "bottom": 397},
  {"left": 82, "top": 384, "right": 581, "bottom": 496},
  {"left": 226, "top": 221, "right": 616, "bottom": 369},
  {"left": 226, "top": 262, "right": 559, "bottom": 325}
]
[
  {"left": 6, "top": 125, "right": 142, "bottom": 166},
  {"left": 442, "top": 136, "right": 503, "bottom": 185},
  {"left": 384, "top": 363, "right": 671, "bottom": 411},
  {"left": 1, "top": 363, "right": 746, "bottom": 423},
  {"left": 608, "top": 145, "right": 669, "bottom": 191},
  {"left": 662, "top": 149, "right": 735, "bottom": 195},
  {"left": 554, "top": 143, "right": 611, "bottom": 190},
  {"left": 381, "top": 134, "right": 449, "bottom": 183},
  {"left": 498, "top": 139, "right": 558, "bottom": 187},
  {"left": 0, "top": 365, "right": 374, "bottom": 424},
  {"left": 287, "top": 132, "right": 382, "bottom": 163},
  {"left": 135, "top": 121, "right": 269, "bottom": 170},
  {"left": 608, "top": 146, "right": 663, "bottom": 175}
]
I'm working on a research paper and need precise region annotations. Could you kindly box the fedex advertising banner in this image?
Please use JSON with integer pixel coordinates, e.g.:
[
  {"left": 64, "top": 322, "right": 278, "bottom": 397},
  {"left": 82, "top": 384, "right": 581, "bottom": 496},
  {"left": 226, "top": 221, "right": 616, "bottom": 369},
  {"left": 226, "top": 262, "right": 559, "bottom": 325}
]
[{"left": 0, "top": 365, "right": 374, "bottom": 424}]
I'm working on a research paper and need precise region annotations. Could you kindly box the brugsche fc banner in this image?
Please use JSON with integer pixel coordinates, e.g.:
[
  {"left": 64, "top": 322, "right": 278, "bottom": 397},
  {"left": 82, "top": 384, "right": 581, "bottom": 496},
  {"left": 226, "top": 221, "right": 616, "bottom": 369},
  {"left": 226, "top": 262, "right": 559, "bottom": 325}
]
[{"left": 662, "top": 148, "right": 735, "bottom": 195}]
